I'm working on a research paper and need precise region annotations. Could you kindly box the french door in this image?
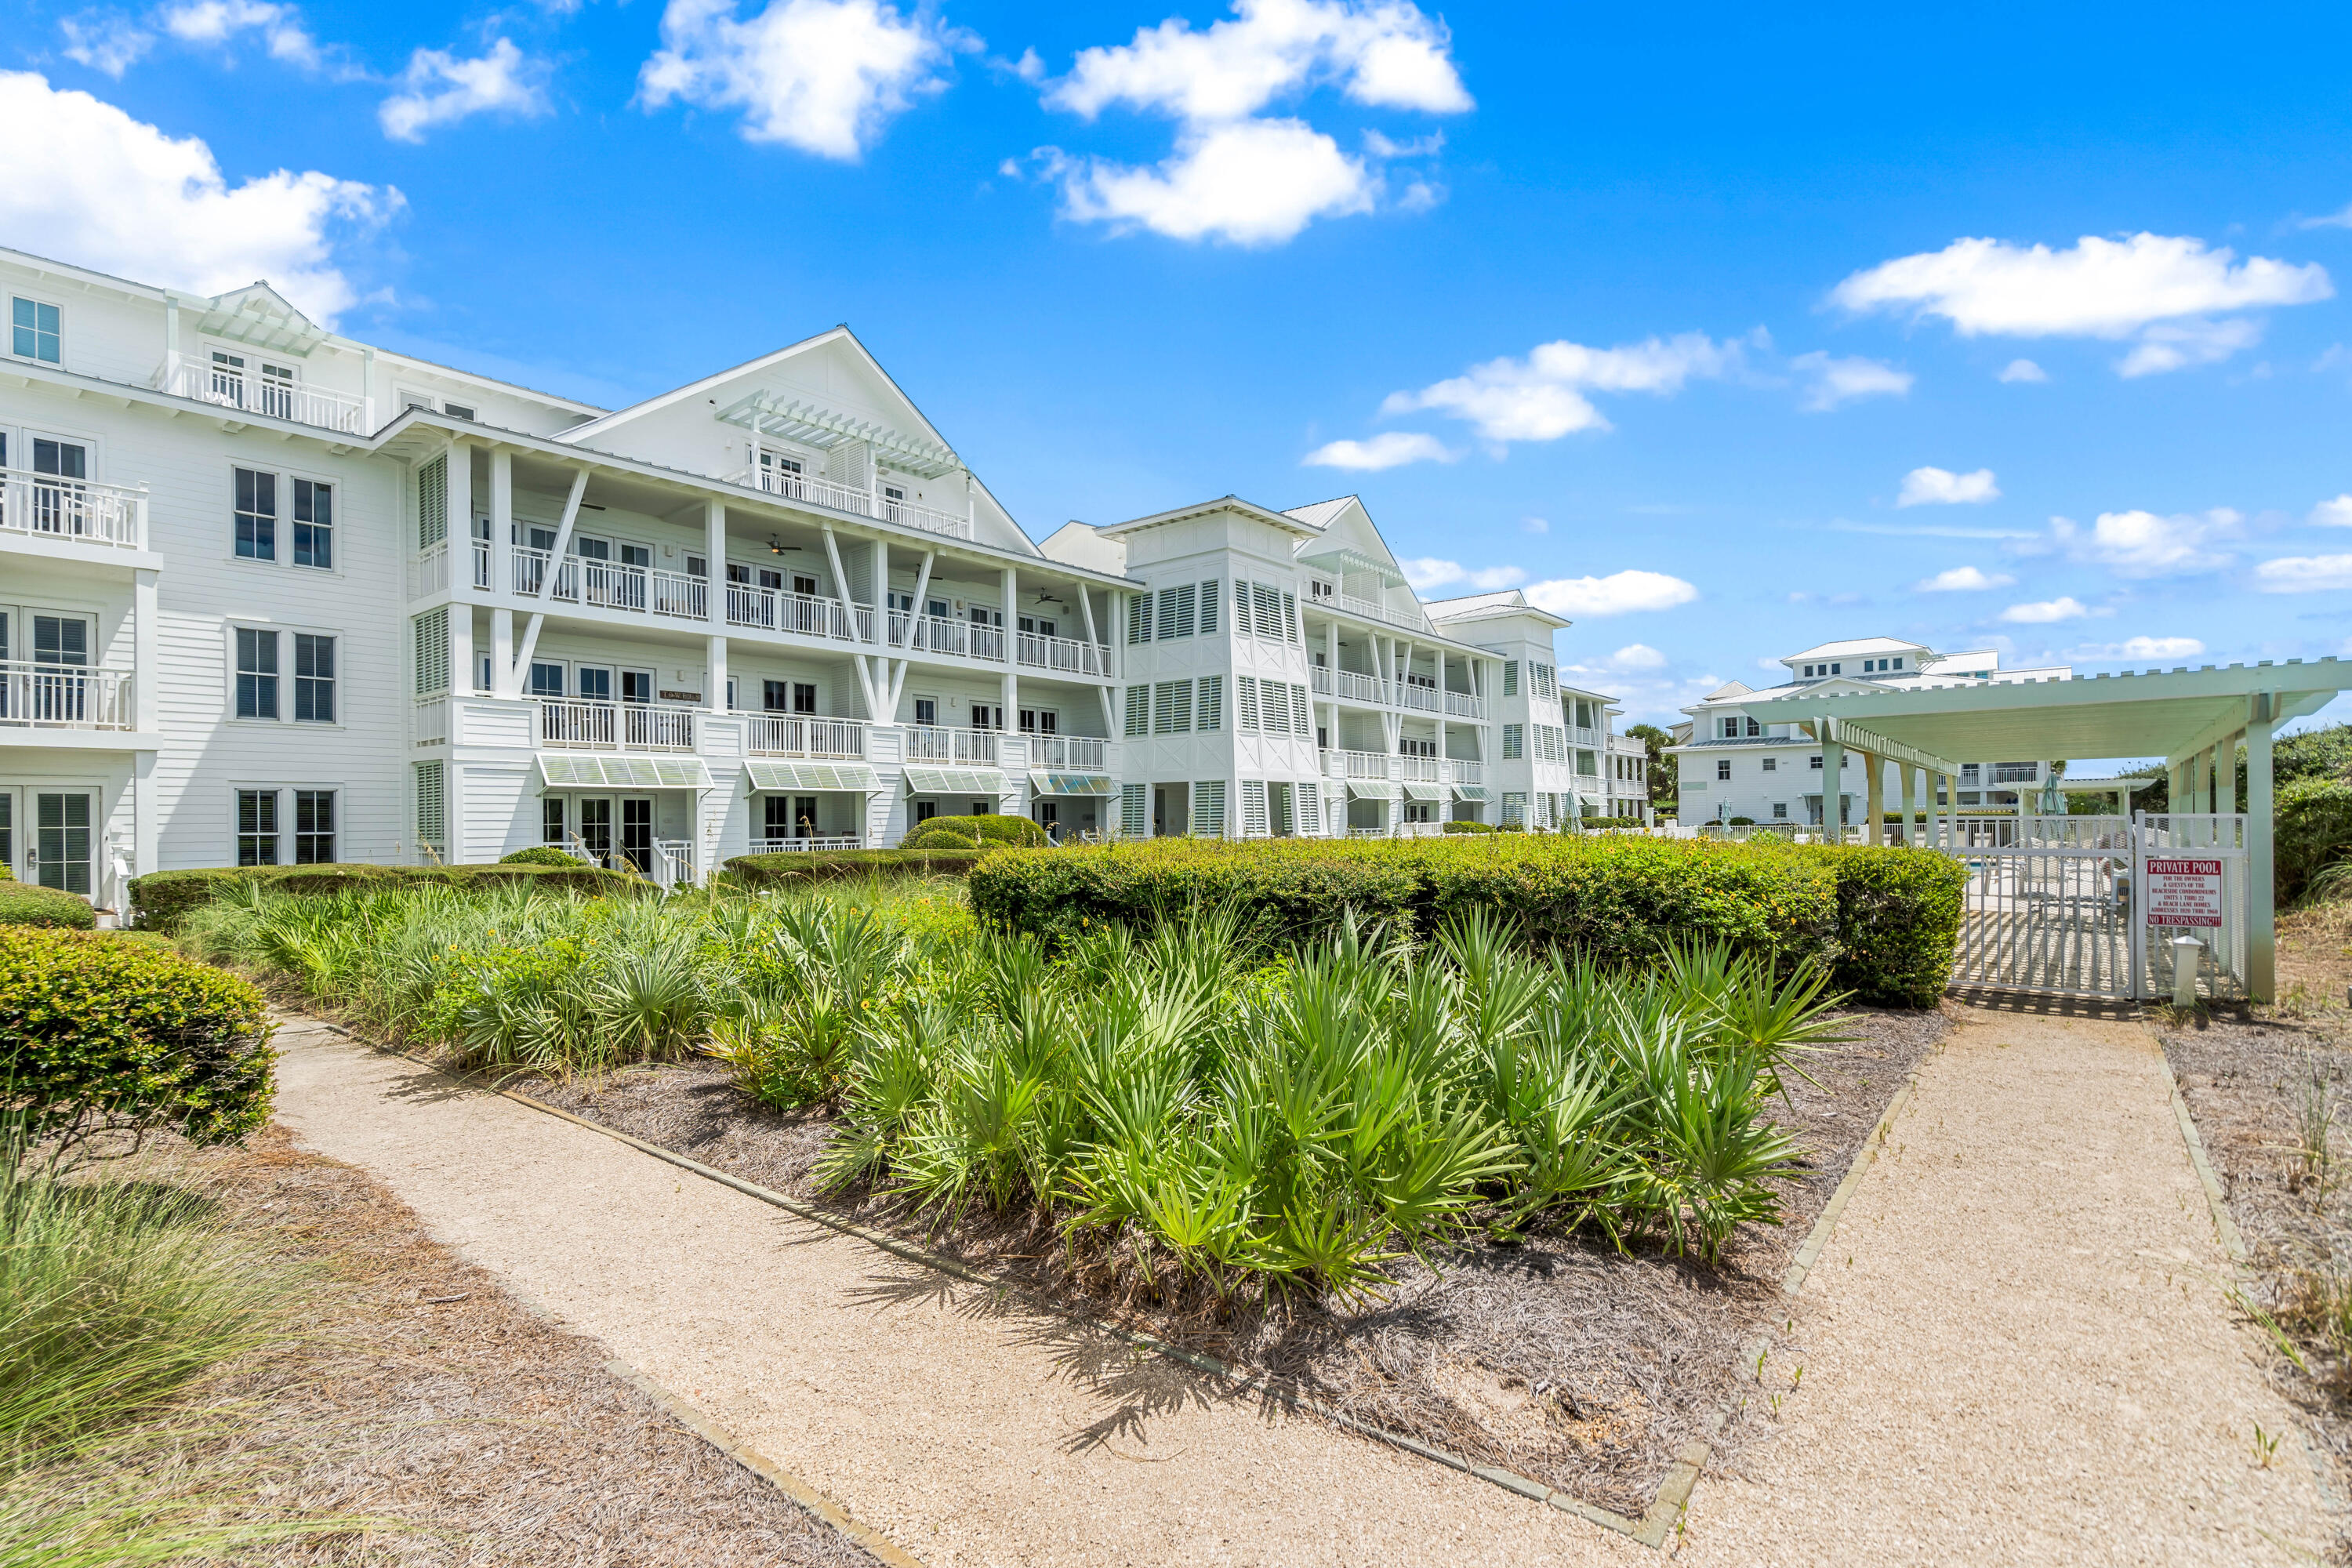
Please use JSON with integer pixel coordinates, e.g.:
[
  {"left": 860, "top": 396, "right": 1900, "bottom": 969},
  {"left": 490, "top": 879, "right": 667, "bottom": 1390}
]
[
  {"left": 570, "top": 794, "right": 654, "bottom": 872},
  {"left": 10, "top": 789, "right": 94, "bottom": 895}
]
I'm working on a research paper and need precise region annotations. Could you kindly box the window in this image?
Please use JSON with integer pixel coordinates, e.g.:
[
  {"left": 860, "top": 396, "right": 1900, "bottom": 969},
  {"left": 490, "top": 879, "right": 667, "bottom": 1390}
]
[
  {"left": 1240, "top": 780, "right": 1271, "bottom": 838},
  {"left": 1198, "top": 580, "right": 1220, "bottom": 635},
  {"left": 1720, "top": 717, "right": 1740, "bottom": 739},
  {"left": 293, "top": 633, "right": 335, "bottom": 723},
  {"left": 1772, "top": 802, "right": 1788, "bottom": 820},
  {"left": 442, "top": 402, "right": 477, "bottom": 422},
  {"left": 971, "top": 704, "right": 998, "bottom": 730},
  {"left": 763, "top": 679, "right": 789, "bottom": 712},
  {"left": 1123, "top": 685, "right": 1149, "bottom": 736},
  {"left": 1503, "top": 724, "right": 1523, "bottom": 760},
  {"left": 1280, "top": 590, "right": 1299, "bottom": 643},
  {"left": 1290, "top": 684, "right": 1312, "bottom": 736},
  {"left": 913, "top": 697, "right": 938, "bottom": 727},
  {"left": 1501, "top": 792, "right": 1526, "bottom": 826},
  {"left": 292, "top": 478, "right": 333, "bottom": 568},
  {"left": 793, "top": 682, "right": 817, "bottom": 714},
  {"left": 1192, "top": 780, "right": 1227, "bottom": 837},
  {"left": 1531, "top": 662, "right": 1556, "bottom": 699},
  {"left": 1236, "top": 675, "right": 1260, "bottom": 733},
  {"left": 1120, "top": 782, "right": 1147, "bottom": 837},
  {"left": 1153, "top": 681, "right": 1192, "bottom": 734},
  {"left": 529, "top": 661, "right": 564, "bottom": 698},
  {"left": 1716, "top": 759, "right": 1731, "bottom": 781},
  {"left": 1127, "top": 592, "right": 1150, "bottom": 643},
  {"left": 1809, "top": 754, "right": 1824, "bottom": 770},
  {"left": 543, "top": 797, "right": 566, "bottom": 845},
  {"left": 294, "top": 789, "right": 336, "bottom": 863},
  {"left": 236, "top": 627, "right": 278, "bottom": 719},
  {"left": 1250, "top": 583, "right": 1283, "bottom": 641},
  {"left": 1762, "top": 757, "right": 1777, "bottom": 773},
  {"left": 416, "top": 760, "right": 445, "bottom": 856},
  {"left": 235, "top": 467, "right": 278, "bottom": 561},
  {"left": 1504, "top": 661, "right": 1519, "bottom": 696},
  {"left": 913, "top": 800, "right": 938, "bottom": 825},
  {"left": 414, "top": 608, "right": 450, "bottom": 695},
  {"left": 237, "top": 789, "right": 278, "bottom": 866},
  {"left": 1195, "top": 676, "right": 1222, "bottom": 731},
  {"left": 11, "top": 297, "right": 59, "bottom": 364},
  {"left": 1157, "top": 583, "right": 1196, "bottom": 640}
]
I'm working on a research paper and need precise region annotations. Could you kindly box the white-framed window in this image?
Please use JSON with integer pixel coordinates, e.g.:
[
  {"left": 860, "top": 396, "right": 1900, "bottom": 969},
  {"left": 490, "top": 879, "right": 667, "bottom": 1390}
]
[
  {"left": 913, "top": 695, "right": 938, "bottom": 727},
  {"left": 1195, "top": 677, "right": 1222, "bottom": 731},
  {"left": 1192, "top": 779, "right": 1227, "bottom": 836},
  {"left": 442, "top": 401, "right": 477, "bottom": 422},
  {"left": 232, "top": 783, "right": 341, "bottom": 866},
  {"left": 1715, "top": 758, "right": 1731, "bottom": 781},
  {"left": 234, "top": 463, "right": 336, "bottom": 570},
  {"left": 293, "top": 633, "right": 336, "bottom": 723},
  {"left": 236, "top": 788, "right": 278, "bottom": 865},
  {"left": 205, "top": 346, "right": 297, "bottom": 419},
  {"left": 1236, "top": 676, "right": 1260, "bottom": 733},
  {"left": 1762, "top": 756, "right": 1777, "bottom": 772},
  {"left": 235, "top": 626, "right": 278, "bottom": 720},
  {"left": 1120, "top": 782, "right": 1147, "bottom": 837},
  {"left": 1772, "top": 802, "right": 1788, "bottom": 820},
  {"left": 234, "top": 624, "right": 339, "bottom": 724},
  {"left": 1152, "top": 680, "right": 1192, "bottom": 735},
  {"left": 1123, "top": 686, "right": 1148, "bottom": 736},
  {"left": 1502, "top": 724, "right": 1523, "bottom": 760},
  {"left": 10, "top": 296, "right": 60, "bottom": 365},
  {"left": 1504, "top": 661, "right": 1519, "bottom": 696}
]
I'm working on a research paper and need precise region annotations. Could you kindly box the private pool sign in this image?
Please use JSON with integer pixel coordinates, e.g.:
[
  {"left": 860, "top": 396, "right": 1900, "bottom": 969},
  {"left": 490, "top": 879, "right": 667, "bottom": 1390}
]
[{"left": 2144, "top": 858, "right": 2224, "bottom": 927}]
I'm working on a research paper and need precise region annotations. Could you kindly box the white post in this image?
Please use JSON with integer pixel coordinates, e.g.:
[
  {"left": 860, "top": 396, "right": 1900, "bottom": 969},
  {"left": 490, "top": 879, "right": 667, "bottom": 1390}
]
[
  {"left": 162, "top": 295, "right": 179, "bottom": 390},
  {"left": 445, "top": 441, "right": 470, "bottom": 584},
  {"left": 448, "top": 604, "right": 474, "bottom": 699},
  {"left": 706, "top": 633, "right": 729, "bottom": 716},
  {"left": 489, "top": 448, "right": 513, "bottom": 593},
  {"left": 361, "top": 344, "right": 376, "bottom": 430},
  {"left": 1820, "top": 733, "right": 1844, "bottom": 840},
  {"left": 1862, "top": 749, "right": 1883, "bottom": 846},
  {"left": 2247, "top": 697, "right": 2275, "bottom": 1003},
  {"left": 705, "top": 500, "right": 727, "bottom": 633},
  {"left": 491, "top": 609, "right": 515, "bottom": 699},
  {"left": 1896, "top": 763, "right": 1914, "bottom": 846}
]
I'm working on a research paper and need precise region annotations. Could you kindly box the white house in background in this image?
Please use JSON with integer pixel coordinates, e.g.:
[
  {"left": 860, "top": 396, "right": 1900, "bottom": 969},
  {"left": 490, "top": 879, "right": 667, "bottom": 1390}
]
[
  {"left": 1669, "top": 636, "right": 2072, "bottom": 825},
  {"left": 0, "top": 242, "right": 1675, "bottom": 903}
]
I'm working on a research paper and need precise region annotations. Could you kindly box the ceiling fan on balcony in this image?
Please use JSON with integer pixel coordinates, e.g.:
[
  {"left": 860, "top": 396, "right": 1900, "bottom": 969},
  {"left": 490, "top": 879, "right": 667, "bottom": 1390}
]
[{"left": 765, "top": 535, "right": 804, "bottom": 555}]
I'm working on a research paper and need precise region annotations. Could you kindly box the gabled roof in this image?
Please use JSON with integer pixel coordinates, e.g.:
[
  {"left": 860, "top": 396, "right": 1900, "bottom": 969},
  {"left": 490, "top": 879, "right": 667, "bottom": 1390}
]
[
  {"left": 1282, "top": 495, "right": 1356, "bottom": 531},
  {"left": 1702, "top": 680, "right": 1756, "bottom": 701},
  {"left": 1784, "top": 635, "right": 1934, "bottom": 662},
  {"left": 1423, "top": 588, "right": 1571, "bottom": 631},
  {"left": 554, "top": 325, "right": 952, "bottom": 457},
  {"left": 197, "top": 282, "right": 328, "bottom": 356},
  {"left": 1098, "top": 495, "right": 1322, "bottom": 538}
]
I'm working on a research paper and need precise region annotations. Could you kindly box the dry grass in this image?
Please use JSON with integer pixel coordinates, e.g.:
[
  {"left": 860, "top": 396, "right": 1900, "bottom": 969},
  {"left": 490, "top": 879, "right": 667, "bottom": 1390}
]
[
  {"left": 514, "top": 1004, "right": 1944, "bottom": 1518},
  {"left": 167, "top": 1127, "right": 875, "bottom": 1567}
]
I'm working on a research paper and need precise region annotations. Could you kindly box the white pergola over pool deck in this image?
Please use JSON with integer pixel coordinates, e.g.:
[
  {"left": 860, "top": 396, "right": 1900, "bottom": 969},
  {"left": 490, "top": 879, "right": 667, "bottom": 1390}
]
[{"left": 1762, "top": 658, "right": 2352, "bottom": 1001}]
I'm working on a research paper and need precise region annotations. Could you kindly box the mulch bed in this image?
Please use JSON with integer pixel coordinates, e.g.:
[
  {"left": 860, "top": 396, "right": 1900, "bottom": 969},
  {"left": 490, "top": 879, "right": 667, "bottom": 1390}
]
[
  {"left": 2155, "top": 910, "right": 2352, "bottom": 1522},
  {"left": 512, "top": 1004, "right": 1944, "bottom": 1518},
  {"left": 176, "top": 1127, "right": 877, "bottom": 1566}
]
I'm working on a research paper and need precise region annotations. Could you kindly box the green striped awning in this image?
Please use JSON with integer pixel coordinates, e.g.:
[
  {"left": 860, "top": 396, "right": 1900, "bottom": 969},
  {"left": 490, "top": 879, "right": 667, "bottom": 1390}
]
[
  {"left": 746, "top": 760, "right": 880, "bottom": 793},
  {"left": 1346, "top": 779, "right": 1401, "bottom": 800},
  {"left": 537, "top": 753, "right": 714, "bottom": 789},
  {"left": 1452, "top": 783, "right": 1490, "bottom": 803},
  {"left": 904, "top": 766, "right": 1006, "bottom": 795},
  {"left": 1029, "top": 770, "right": 1116, "bottom": 797},
  {"left": 1403, "top": 782, "right": 1446, "bottom": 802}
]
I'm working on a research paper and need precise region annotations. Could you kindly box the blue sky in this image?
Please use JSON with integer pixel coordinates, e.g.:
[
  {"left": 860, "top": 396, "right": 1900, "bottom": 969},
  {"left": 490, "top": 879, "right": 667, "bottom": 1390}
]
[{"left": 11, "top": 0, "right": 2352, "bottom": 739}]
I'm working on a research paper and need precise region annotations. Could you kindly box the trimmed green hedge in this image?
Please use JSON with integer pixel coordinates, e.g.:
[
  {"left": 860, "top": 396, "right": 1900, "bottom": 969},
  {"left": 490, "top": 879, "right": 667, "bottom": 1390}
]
[
  {"left": 899, "top": 813, "right": 1047, "bottom": 851},
  {"left": 1441, "top": 820, "right": 1497, "bottom": 834},
  {"left": 131, "top": 862, "right": 641, "bottom": 934},
  {"left": 968, "top": 836, "right": 1968, "bottom": 1006},
  {"left": 499, "top": 845, "right": 586, "bottom": 867},
  {"left": 0, "top": 926, "right": 274, "bottom": 1149},
  {"left": 724, "top": 848, "right": 995, "bottom": 885},
  {"left": 0, "top": 879, "right": 97, "bottom": 930}
]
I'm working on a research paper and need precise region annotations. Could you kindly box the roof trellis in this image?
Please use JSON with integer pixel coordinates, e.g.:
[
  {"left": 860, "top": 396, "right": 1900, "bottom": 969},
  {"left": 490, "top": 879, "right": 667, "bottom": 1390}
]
[
  {"left": 192, "top": 285, "right": 328, "bottom": 357},
  {"left": 715, "top": 390, "right": 962, "bottom": 479},
  {"left": 1295, "top": 543, "right": 1406, "bottom": 586}
]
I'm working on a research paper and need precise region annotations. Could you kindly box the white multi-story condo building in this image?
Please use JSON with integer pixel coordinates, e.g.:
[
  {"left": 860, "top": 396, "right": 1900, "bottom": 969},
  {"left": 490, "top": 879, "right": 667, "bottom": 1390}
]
[
  {"left": 1669, "top": 636, "right": 2071, "bottom": 826},
  {"left": 0, "top": 247, "right": 1653, "bottom": 902}
]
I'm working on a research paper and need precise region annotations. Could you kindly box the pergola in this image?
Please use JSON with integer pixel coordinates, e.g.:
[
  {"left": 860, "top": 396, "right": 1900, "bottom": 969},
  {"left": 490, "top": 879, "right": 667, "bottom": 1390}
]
[{"left": 1763, "top": 657, "right": 2352, "bottom": 1001}]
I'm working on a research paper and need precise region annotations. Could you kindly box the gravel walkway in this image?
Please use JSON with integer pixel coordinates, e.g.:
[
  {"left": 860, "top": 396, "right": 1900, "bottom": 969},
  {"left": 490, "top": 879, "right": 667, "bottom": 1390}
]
[{"left": 270, "top": 1005, "right": 2332, "bottom": 1565}]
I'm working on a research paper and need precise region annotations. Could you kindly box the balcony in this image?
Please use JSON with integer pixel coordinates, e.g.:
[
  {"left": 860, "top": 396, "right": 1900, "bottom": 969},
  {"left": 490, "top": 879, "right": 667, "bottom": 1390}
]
[
  {"left": 1443, "top": 691, "right": 1484, "bottom": 720},
  {"left": 1990, "top": 762, "right": 2041, "bottom": 783},
  {"left": 0, "top": 469, "right": 145, "bottom": 550},
  {"left": 905, "top": 725, "right": 1000, "bottom": 765},
  {"left": 1399, "top": 681, "right": 1441, "bottom": 714},
  {"left": 1324, "top": 748, "right": 1395, "bottom": 781},
  {"left": 728, "top": 583, "right": 870, "bottom": 642},
  {"left": 507, "top": 549, "right": 710, "bottom": 622},
  {"left": 1015, "top": 630, "right": 1109, "bottom": 677},
  {"left": 1312, "top": 666, "right": 1391, "bottom": 704},
  {"left": 536, "top": 699, "right": 697, "bottom": 752},
  {"left": 728, "top": 465, "right": 975, "bottom": 541},
  {"left": 1445, "top": 760, "right": 1484, "bottom": 786},
  {"left": 1398, "top": 755, "right": 1442, "bottom": 784},
  {"left": 161, "top": 359, "right": 368, "bottom": 435},
  {"left": 0, "top": 662, "right": 133, "bottom": 730},
  {"left": 1030, "top": 734, "right": 1109, "bottom": 772},
  {"left": 744, "top": 714, "right": 867, "bottom": 759},
  {"left": 1330, "top": 591, "right": 1427, "bottom": 632}
]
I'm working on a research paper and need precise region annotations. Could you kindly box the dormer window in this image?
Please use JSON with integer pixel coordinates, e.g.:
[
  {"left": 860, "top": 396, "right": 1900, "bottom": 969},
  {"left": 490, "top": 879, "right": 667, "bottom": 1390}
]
[
  {"left": 1891, "top": 656, "right": 1903, "bottom": 669},
  {"left": 1310, "top": 579, "right": 1334, "bottom": 599},
  {"left": 11, "top": 297, "right": 60, "bottom": 364}
]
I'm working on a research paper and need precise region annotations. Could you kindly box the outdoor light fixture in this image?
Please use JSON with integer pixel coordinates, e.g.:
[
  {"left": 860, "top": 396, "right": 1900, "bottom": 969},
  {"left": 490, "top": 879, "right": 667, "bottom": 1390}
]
[{"left": 766, "top": 535, "right": 801, "bottom": 554}]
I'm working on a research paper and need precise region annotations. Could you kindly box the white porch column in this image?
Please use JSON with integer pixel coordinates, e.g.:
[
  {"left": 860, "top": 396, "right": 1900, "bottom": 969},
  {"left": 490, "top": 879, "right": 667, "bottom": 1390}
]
[
  {"left": 448, "top": 604, "right": 474, "bottom": 698},
  {"left": 2223, "top": 732, "right": 2245, "bottom": 814},
  {"left": 1819, "top": 734, "right": 1844, "bottom": 839},
  {"left": 132, "top": 564, "right": 159, "bottom": 882},
  {"left": 706, "top": 633, "right": 729, "bottom": 714},
  {"left": 489, "top": 448, "right": 514, "bottom": 593},
  {"left": 2247, "top": 698, "right": 2276, "bottom": 1002},
  {"left": 445, "top": 441, "right": 470, "bottom": 573},
  {"left": 1895, "top": 764, "right": 1914, "bottom": 846},
  {"left": 1936, "top": 770, "right": 1954, "bottom": 850},
  {"left": 490, "top": 609, "right": 516, "bottom": 699},
  {"left": 705, "top": 500, "right": 727, "bottom": 633},
  {"left": 1862, "top": 750, "right": 1883, "bottom": 845}
]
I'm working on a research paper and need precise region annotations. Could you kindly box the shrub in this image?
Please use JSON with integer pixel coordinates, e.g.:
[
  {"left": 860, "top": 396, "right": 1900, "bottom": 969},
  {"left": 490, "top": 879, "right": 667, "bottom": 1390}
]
[
  {"left": 1727, "top": 816, "right": 1757, "bottom": 826},
  {"left": 499, "top": 845, "right": 583, "bottom": 867},
  {"left": 0, "top": 927, "right": 274, "bottom": 1153},
  {"left": 1442, "top": 820, "right": 1497, "bottom": 834},
  {"left": 724, "top": 848, "right": 994, "bottom": 885},
  {"left": 1802, "top": 845, "right": 1969, "bottom": 1006},
  {"left": 898, "top": 813, "right": 1047, "bottom": 851},
  {"left": 2280, "top": 775, "right": 2352, "bottom": 904},
  {"left": 969, "top": 836, "right": 1845, "bottom": 975},
  {"left": 0, "top": 880, "right": 96, "bottom": 930},
  {"left": 130, "top": 862, "right": 639, "bottom": 933}
]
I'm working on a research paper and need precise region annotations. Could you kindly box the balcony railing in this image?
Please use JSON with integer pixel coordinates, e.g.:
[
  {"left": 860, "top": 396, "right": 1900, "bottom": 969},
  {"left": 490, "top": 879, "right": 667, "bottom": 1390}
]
[
  {"left": 536, "top": 699, "right": 697, "bottom": 752},
  {"left": 904, "top": 725, "right": 1000, "bottom": 764},
  {"left": 1314, "top": 666, "right": 1390, "bottom": 705},
  {"left": 1030, "top": 734, "right": 1108, "bottom": 771},
  {"left": 506, "top": 549, "right": 707, "bottom": 622},
  {"left": 162, "top": 360, "right": 368, "bottom": 435},
  {"left": 755, "top": 833, "right": 866, "bottom": 853},
  {"left": 1324, "top": 749, "right": 1394, "bottom": 781},
  {"left": 1331, "top": 592, "right": 1428, "bottom": 631},
  {"left": 1445, "top": 760, "right": 1484, "bottom": 786},
  {"left": 1015, "top": 630, "right": 1108, "bottom": 677},
  {"left": 1568, "top": 725, "right": 1600, "bottom": 748},
  {"left": 1399, "top": 681, "right": 1441, "bottom": 714},
  {"left": 0, "top": 469, "right": 144, "bottom": 550},
  {"left": 413, "top": 695, "right": 449, "bottom": 748},
  {"left": 729, "top": 465, "right": 975, "bottom": 541},
  {"left": 0, "top": 662, "right": 133, "bottom": 730},
  {"left": 744, "top": 714, "right": 867, "bottom": 759},
  {"left": 1990, "top": 762, "right": 2041, "bottom": 783},
  {"left": 1398, "top": 755, "right": 1442, "bottom": 783},
  {"left": 1443, "top": 691, "right": 1483, "bottom": 720},
  {"left": 727, "top": 584, "right": 869, "bottom": 641}
]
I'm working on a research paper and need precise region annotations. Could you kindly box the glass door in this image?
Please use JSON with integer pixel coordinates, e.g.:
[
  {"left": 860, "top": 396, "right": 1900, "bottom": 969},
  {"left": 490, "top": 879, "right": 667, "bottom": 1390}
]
[
  {"left": 577, "top": 797, "right": 613, "bottom": 866},
  {"left": 620, "top": 797, "right": 654, "bottom": 873},
  {"left": 28, "top": 789, "right": 92, "bottom": 894}
]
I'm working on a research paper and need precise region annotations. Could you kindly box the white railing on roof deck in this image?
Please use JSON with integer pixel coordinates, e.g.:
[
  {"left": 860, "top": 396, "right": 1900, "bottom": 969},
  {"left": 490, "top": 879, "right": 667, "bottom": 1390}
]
[
  {"left": 728, "top": 465, "right": 976, "bottom": 541},
  {"left": 0, "top": 662, "right": 133, "bottom": 729},
  {"left": 0, "top": 469, "right": 145, "bottom": 549},
  {"left": 743, "top": 714, "right": 867, "bottom": 758},
  {"left": 536, "top": 699, "right": 696, "bottom": 752},
  {"left": 1333, "top": 592, "right": 1426, "bottom": 630},
  {"left": 162, "top": 360, "right": 368, "bottom": 435},
  {"left": 904, "top": 725, "right": 999, "bottom": 764},
  {"left": 1031, "top": 735, "right": 1108, "bottom": 771},
  {"left": 1015, "top": 630, "right": 1107, "bottom": 677},
  {"left": 1444, "top": 691, "right": 1483, "bottom": 720}
]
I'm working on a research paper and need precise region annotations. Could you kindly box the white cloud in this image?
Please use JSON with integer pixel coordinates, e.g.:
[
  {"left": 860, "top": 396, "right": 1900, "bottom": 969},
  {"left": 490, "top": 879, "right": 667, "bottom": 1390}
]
[
  {"left": 1791, "top": 350, "right": 1911, "bottom": 411},
  {"left": 1520, "top": 516, "right": 1548, "bottom": 534},
  {"left": 1399, "top": 557, "right": 1524, "bottom": 592},
  {"left": 1525, "top": 569, "right": 1699, "bottom": 617},
  {"left": 1381, "top": 332, "right": 1741, "bottom": 443},
  {"left": 2310, "top": 494, "right": 2352, "bottom": 528},
  {"left": 1997, "top": 358, "right": 2048, "bottom": 383},
  {"left": 2067, "top": 636, "right": 2205, "bottom": 661},
  {"left": 161, "top": 0, "right": 322, "bottom": 70},
  {"left": 1608, "top": 643, "right": 1667, "bottom": 670},
  {"left": 1034, "top": 1, "right": 1465, "bottom": 245},
  {"left": 0, "top": 71, "right": 391, "bottom": 323},
  {"left": 2255, "top": 554, "right": 2352, "bottom": 593},
  {"left": 1301, "top": 430, "right": 1452, "bottom": 470},
  {"left": 2300, "top": 201, "right": 2352, "bottom": 230},
  {"left": 1046, "top": 118, "right": 1374, "bottom": 245},
  {"left": 1896, "top": 466, "right": 1999, "bottom": 507},
  {"left": 638, "top": 0, "right": 951, "bottom": 159},
  {"left": 1915, "top": 565, "right": 2014, "bottom": 592},
  {"left": 1047, "top": 0, "right": 1470, "bottom": 123},
  {"left": 379, "top": 39, "right": 550, "bottom": 143},
  {"left": 2000, "top": 596, "right": 2092, "bottom": 623},
  {"left": 2116, "top": 316, "right": 2262, "bottom": 378},
  {"left": 60, "top": 12, "right": 153, "bottom": 77},
  {"left": 2051, "top": 507, "right": 2241, "bottom": 578},
  {"left": 1831, "top": 232, "right": 2331, "bottom": 337}
]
